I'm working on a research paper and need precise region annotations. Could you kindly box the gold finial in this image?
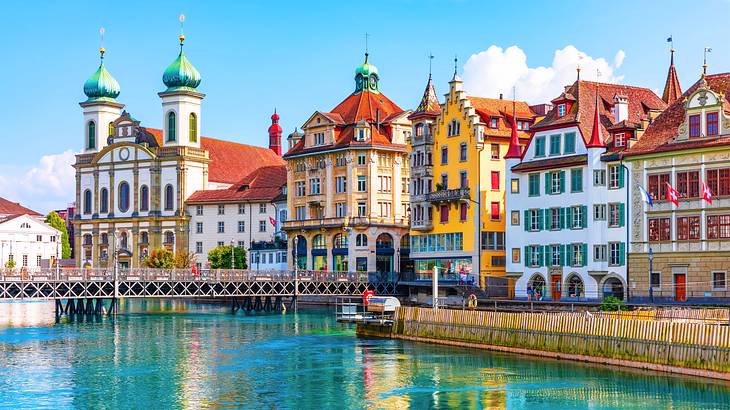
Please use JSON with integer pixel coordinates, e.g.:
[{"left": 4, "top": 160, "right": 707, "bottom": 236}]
[
  {"left": 576, "top": 65, "right": 581, "bottom": 81},
  {"left": 99, "top": 27, "right": 106, "bottom": 60},
  {"left": 179, "top": 14, "right": 186, "bottom": 47}
]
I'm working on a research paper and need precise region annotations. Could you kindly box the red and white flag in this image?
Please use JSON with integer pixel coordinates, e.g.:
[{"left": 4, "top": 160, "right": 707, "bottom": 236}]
[
  {"left": 702, "top": 181, "right": 713, "bottom": 204},
  {"left": 665, "top": 182, "right": 679, "bottom": 206},
  {"left": 269, "top": 216, "right": 277, "bottom": 227}
]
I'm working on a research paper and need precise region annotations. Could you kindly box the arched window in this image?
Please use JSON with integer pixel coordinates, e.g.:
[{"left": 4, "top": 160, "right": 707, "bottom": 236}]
[
  {"left": 120, "top": 232, "right": 128, "bottom": 250},
  {"left": 376, "top": 233, "right": 394, "bottom": 249},
  {"left": 164, "top": 184, "right": 174, "bottom": 211},
  {"left": 333, "top": 233, "right": 348, "bottom": 248},
  {"left": 100, "top": 233, "right": 108, "bottom": 245},
  {"left": 118, "top": 182, "right": 130, "bottom": 212},
  {"left": 189, "top": 113, "right": 197, "bottom": 143},
  {"left": 312, "top": 234, "right": 326, "bottom": 249},
  {"left": 87, "top": 121, "right": 96, "bottom": 149},
  {"left": 108, "top": 122, "right": 114, "bottom": 137},
  {"left": 83, "top": 234, "right": 93, "bottom": 246},
  {"left": 567, "top": 275, "right": 584, "bottom": 299},
  {"left": 140, "top": 231, "right": 149, "bottom": 244},
  {"left": 400, "top": 234, "right": 410, "bottom": 250},
  {"left": 356, "top": 234, "right": 368, "bottom": 247},
  {"left": 164, "top": 231, "right": 175, "bottom": 244},
  {"left": 99, "top": 188, "right": 109, "bottom": 213},
  {"left": 167, "top": 111, "right": 176, "bottom": 142},
  {"left": 139, "top": 185, "right": 149, "bottom": 212},
  {"left": 83, "top": 190, "right": 92, "bottom": 214}
]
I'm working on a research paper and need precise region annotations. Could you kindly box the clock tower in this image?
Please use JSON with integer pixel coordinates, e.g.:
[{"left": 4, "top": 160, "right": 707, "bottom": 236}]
[{"left": 354, "top": 53, "right": 380, "bottom": 94}]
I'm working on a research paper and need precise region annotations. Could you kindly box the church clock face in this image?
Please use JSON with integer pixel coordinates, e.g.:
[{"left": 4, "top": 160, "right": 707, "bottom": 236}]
[
  {"left": 369, "top": 77, "right": 377, "bottom": 89},
  {"left": 356, "top": 76, "right": 363, "bottom": 90}
]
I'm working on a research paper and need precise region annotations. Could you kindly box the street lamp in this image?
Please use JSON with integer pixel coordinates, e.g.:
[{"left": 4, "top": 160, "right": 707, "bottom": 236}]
[
  {"left": 648, "top": 247, "right": 654, "bottom": 303},
  {"left": 230, "top": 239, "right": 235, "bottom": 269}
]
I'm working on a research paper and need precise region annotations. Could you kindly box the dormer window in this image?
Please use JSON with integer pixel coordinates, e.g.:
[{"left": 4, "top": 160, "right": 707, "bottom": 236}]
[
  {"left": 614, "top": 132, "right": 627, "bottom": 148},
  {"left": 358, "top": 129, "right": 365, "bottom": 141},
  {"left": 557, "top": 104, "right": 566, "bottom": 117},
  {"left": 689, "top": 114, "right": 701, "bottom": 138},
  {"left": 707, "top": 112, "right": 719, "bottom": 136},
  {"left": 314, "top": 132, "right": 325, "bottom": 145},
  {"left": 490, "top": 118, "right": 498, "bottom": 128},
  {"left": 355, "top": 120, "right": 370, "bottom": 142}
]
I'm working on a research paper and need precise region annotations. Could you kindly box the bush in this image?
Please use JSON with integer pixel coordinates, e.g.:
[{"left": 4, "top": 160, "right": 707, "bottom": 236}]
[
  {"left": 207, "top": 245, "right": 247, "bottom": 269},
  {"left": 142, "top": 248, "right": 174, "bottom": 269},
  {"left": 600, "top": 295, "right": 625, "bottom": 312}
]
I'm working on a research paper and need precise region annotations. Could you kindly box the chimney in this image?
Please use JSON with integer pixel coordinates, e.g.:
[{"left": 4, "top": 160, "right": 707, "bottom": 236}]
[{"left": 613, "top": 94, "right": 628, "bottom": 124}]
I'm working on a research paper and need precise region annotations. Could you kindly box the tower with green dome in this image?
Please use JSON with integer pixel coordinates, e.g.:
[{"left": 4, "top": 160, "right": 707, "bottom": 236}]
[
  {"left": 158, "top": 26, "right": 205, "bottom": 149},
  {"left": 79, "top": 46, "right": 124, "bottom": 153},
  {"left": 354, "top": 53, "right": 379, "bottom": 94}
]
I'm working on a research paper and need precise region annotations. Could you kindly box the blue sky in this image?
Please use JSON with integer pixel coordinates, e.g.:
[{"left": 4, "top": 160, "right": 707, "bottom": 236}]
[{"left": 0, "top": 0, "right": 728, "bottom": 212}]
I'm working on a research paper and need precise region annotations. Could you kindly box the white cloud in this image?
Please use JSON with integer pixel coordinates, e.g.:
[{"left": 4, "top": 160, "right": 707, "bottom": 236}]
[
  {"left": 0, "top": 150, "right": 76, "bottom": 214},
  {"left": 462, "top": 45, "right": 625, "bottom": 105}
]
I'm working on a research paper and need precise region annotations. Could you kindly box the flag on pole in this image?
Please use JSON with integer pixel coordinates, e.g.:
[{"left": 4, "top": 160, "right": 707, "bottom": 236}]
[
  {"left": 269, "top": 216, "right": 277, "bottom": 227},
  {"left": 665, "top": 182, "right": 679, "bottom": 206},
  {"left": 638, "top": 185, "right": 654, "bottom": 208},
  {"left": 666, "top": 36, "right": 672, "bottom": 43},
  {"left": 702, "top": 181, "right": 713, "bottom": 205}
]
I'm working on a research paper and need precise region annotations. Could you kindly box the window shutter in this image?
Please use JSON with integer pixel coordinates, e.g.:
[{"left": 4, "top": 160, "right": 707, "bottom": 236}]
[
  {"left": 545, "top": 173, "right": 551, "bottom": 195},
  {"left": 581, "top": 206, "right": 588, "bottom": 228},
  {"left": 618, "top": 166, "right": 625, "bottom": 188},
  {"left": 581, "top": 243, "right": 588, "bottom": 267},
  {"left": 537, "top": 209, "right": 544, "bottom": 231},
  {"left": 560, "top": 244, "right": 567, "bottom": 266},
  {"left": 618, "top": 203, "right": 625, "bottom": 227},
  {"left": 524, "top": 210, "right": 529, "bottom": 231},
  {"left": 559, "top": 207, "right": 565, "bottom": 229},
  {"left": 619, "top": 242, "right": 626, "bottom": 266},
  {"left": 538, "top": 246, "right": 544, "bottom": 266},
  {"left": 566, "top": 207, "right": 573, "bottom": 228},
  {"left": 524, "top": 246, "right": 530, "bottom": 266},
  {"left": 559, "top": 171, "right": 566, "bottom": 193}
]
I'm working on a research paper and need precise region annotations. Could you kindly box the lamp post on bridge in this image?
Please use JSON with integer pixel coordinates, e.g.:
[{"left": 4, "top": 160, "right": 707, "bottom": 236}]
[
  {"left": 648, "top": 247, "right": 654, "bottom": 304},
  {"left": 230, "top": 239, "right": 235, "bottom": 269}
]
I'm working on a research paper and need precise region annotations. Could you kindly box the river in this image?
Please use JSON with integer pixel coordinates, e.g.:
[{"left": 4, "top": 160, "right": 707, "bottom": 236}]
[{"left": 0, "top": 300, "right": 727, "bottom": 409}]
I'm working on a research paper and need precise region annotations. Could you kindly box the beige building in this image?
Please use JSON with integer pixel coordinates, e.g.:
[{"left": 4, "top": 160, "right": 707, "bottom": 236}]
[{"left": 282, "top": 54, "right": 412, "bottom": 273}]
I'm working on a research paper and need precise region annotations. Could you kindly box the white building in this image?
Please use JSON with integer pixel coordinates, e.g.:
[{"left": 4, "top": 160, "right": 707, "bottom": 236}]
[
  {"left": 0, "top": 198, "right": 62, "bottom": 273},
  {"left": 505, "top": 79, "right": 665, "bottom": 301},
  {"left": 186, "top": 165, "right": 287, "bottom": 270}
]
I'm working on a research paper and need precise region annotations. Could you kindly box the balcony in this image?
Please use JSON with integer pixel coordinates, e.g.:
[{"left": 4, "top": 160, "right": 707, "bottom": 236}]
[
  {"left": 348, "top": 216, "right": 409, "bottom": 227},
  {"left": 411, "top": 220, "right": 433, "bottom": 231},
  {"left": 282, "top": 218, "right": 344, "bottom": 231},
  {"left": 426, "top": 188, "right": 471, "bottom": 203}
]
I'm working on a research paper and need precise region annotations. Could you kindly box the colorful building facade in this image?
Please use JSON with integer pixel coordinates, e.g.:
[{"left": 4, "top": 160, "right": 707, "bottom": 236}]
[
  {"left": 282, "top": 54, "right": 412, "bottom": 274},
  {"left": 409, "top": 71, "right": 538, "bottom": 287}
]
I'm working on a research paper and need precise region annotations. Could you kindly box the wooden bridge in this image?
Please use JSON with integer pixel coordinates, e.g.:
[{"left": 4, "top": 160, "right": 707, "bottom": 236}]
[{"left": 0, "top": 268, "right": 400, "bottom": 316}]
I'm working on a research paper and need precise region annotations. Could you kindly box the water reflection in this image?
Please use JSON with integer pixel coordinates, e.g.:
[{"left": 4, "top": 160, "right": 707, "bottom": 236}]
[{"left": 0, "top": 300, "right": 726, "bottom": 409}]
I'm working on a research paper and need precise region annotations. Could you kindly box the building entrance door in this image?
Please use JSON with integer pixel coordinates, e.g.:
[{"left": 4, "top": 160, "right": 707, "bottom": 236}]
[
  {"left": 551, "top": 274, "right": 562, "bottom": 301},
  {"left": 674, "top": 273, "right": 687, "bottom": 302}
]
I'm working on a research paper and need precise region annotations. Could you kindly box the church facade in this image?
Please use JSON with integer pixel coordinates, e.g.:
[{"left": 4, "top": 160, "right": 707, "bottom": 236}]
[{"left": 73, "top": 34, "right": 283, "bottom": 269}]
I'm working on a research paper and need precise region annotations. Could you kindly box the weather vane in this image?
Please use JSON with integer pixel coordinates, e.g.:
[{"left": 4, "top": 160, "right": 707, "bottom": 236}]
[
  {"left": 179, "top": 14, "right": 186, "bottom": 47},
  {"left": 428, "top": 52, "right": 434, "bottom": 76},
  {"left": 99, "top": 27, "right": 105, "bottom": 60}
]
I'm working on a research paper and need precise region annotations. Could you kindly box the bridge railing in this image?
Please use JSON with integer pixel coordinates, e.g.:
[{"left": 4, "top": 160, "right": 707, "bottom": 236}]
[{"left": 0, "top": 269, "right": 399, "bottom": 283}]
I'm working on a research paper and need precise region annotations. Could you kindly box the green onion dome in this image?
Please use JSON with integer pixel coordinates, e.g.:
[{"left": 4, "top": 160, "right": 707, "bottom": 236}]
[
  {"left": 355, "top": 53, "right": 379, "bottom": 78},
  {"left": 83, "top": 50, "right": 120, "bottom": 101},
  {"left": 162, "top": 37, "right": 201, "bottom": 91}
]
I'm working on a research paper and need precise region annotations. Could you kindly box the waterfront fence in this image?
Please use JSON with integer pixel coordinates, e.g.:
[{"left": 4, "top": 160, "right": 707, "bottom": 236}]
[{"left": 391, "top": 307, "right": 730, "bottom": 375}]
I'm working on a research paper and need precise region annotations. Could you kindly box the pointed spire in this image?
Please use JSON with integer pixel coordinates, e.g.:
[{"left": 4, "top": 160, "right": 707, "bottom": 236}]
[
  {"left": 412, "top": 55, "right": 440, "bottom": 116},
  {"left": 586, "top": 84, "right": 606, "bottom": 148},
  {"left": 504, "top": 87, "right": 522, "bottom": 159},
  {"left": 662, "top": 47, "right": 682, "bottom": 104},
  {"left": 451, "top": 54, "right": 462, "bottom": 82}
]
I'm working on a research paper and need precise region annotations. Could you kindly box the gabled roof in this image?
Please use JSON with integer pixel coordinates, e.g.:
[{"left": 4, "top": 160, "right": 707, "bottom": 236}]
[
  {"left": 187, "top": 165, "right": 287, "bottom": 203},
  {"left": 145, "top": 128, "right": 285, "bottom": 184},
  {"left": 0, "top": 197, "right": 40, "bottom": 217},
  {"left": 531, "top": 81, "right": 666, "bottom": 150},
  {"left": 468, "top": 96, "right": 537, "bottom": 140},
  {"left": 624, "top": 73, "right": 730, "bottom": 157}
]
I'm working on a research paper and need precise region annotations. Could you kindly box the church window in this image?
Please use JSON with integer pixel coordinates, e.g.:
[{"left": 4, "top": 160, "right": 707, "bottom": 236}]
[
  {"left": 140, "top": 185, "right": 149, "bottom": 212},
  {"left": 108, "top": 122, "right": 114, "bottom": 137},
  {"left": 118, "top": 182, "right": 130, "bottom": 212},
  {"left": 167, "top": 111, "right": 176, "bottom": 142},
  {"left": 87, "top": 121, "right": 96, "bottom": 149},
  {"left": 100, "top": 188, "right": 109, "bottom": 213},
  {"left": 83, "top": 190, "right": 92, "bottom": 214},
  {"left": 189, "top": 113, "right": 198, "bottom": 142},
  {"left": 164, "top": 185, "right": 174, "bottom": 211}
]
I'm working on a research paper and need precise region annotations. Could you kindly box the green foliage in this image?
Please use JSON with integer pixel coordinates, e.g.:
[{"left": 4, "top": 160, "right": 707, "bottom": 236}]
[
  {"left": 600, "top": 295, "right": 626, "bottom": 312},
  {"left": 207, "top": 245, "right": 247, "bottom": 269},
  {"left": 142, "top": 248, "right": 174, "bottom": 269},
  {"left": 4, "top": 259, "right": 16, "bottom": 270},
  {"left": 45, "top": 211, "right": 71, "bottom": 259}
]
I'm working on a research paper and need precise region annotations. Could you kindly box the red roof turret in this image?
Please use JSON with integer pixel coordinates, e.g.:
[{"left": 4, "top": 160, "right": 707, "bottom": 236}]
[
  {"left": 268, "top": 109, "right": 283, "bottom": 156},
  {"left": 504, "top": 112, "right": 522, "bottom": 159}
]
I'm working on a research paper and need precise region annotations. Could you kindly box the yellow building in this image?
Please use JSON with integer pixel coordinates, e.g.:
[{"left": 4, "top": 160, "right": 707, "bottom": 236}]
[{"left": 409, "top": 72, "right": 539, "bottom": 288}]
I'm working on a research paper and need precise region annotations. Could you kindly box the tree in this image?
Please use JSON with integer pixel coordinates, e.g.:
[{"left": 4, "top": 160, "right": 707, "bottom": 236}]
[
  {"left": 45, "top": 211, "right": 71, "bottom": 259},
  {"left": 173, "top": 252, "right": 197, "bottom": 269},
  {"left": 142, "top": 248, "right": 174, "bottom": 269},
  {"left": 4, "top": 259, "right": 16, "bottom": 271},
  {"left": 207, "top": 245, "right": 247, "bottom": 269}
]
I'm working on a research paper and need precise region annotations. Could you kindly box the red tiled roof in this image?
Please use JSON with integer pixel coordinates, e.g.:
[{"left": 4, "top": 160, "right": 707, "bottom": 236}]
[
  {"left": 187, "top": 165, "right": 287, "bottom": 203},
  {"left": 531, "top": 81, "right": 666, "bottom": 149},
  {"left": 511, "top": 154, "right": 588, "bottom": 172},
  {"left": 0, "top": 197, "right": 40, "bottom": 217},
  {"left": 284, "top": 90, "right": 407, "bottom": 157},
  {"left": 469, "top": 96, "right": 537, "bottom": 140},
  {"left": 624, "top": 73, "right": 730, "bottom": 157},
  {"left": 144, "top": 128, "right": 285, "bottom": 184}
]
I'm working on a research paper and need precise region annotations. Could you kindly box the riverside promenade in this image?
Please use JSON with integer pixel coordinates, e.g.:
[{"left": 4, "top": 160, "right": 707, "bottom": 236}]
[{"left": 357, "top": 306, "right": 730, "bottom": 380}]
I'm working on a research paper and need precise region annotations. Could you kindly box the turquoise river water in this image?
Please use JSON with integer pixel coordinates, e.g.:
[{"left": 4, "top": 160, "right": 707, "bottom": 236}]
[{"left": 0, "top": 300, "right": 728, "bottom": 409}]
